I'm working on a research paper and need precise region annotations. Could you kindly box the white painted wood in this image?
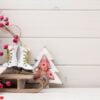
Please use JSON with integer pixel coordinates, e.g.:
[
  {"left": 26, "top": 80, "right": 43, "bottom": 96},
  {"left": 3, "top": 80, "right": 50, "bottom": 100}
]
[
  {"left": 1, "top": 88, "right": 100, "bottom": 100},
  {"left": 59, "top": 66, "right": 100, "bottom": 87},
  {"left": 0, "top": 66, "right": 100, "bottom": 87},
  {"left": 2, "top": 88, "right": 100, "bottom": 100},
  {"left": 1, "top": 11, "right": 100, "bottom": 38},
  {"left": 0, "top": 0, "right": 100, "bottom": 9},
  {"left": 0, "top": 0, "right": 100, "bottom": 88},
  {"left": 0, "top": 38, "right": 100, "bottom": 65}
]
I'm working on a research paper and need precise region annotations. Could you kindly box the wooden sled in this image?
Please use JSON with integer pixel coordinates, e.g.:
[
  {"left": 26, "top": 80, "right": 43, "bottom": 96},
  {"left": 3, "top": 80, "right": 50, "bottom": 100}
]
[{"left": 0, "top": 74, "right": 45, "bottom": 93}]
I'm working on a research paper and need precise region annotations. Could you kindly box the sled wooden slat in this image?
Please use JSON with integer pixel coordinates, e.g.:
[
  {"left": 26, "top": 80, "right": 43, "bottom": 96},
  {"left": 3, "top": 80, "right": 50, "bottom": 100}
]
[
  {"left": 0, "top": 74, "right": 33, "bottom": 79},
  {"left": 0, "top": 74, "right": 44, "bottom": 93}
]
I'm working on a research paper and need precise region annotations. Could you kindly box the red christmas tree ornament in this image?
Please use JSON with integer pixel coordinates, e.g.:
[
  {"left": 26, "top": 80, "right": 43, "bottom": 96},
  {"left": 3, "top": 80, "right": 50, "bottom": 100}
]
[
  {"left": 0, "top": 83, "right": 3, "bottom": 88},
  {"left": 5, "top": 81, "right": 12, "bottom": 87},
  {"left": 35, "top": 55, "right": 55, "bottom": 80},
  {"left": 33, "top": 48, "right": 62, "bottom": 84}
]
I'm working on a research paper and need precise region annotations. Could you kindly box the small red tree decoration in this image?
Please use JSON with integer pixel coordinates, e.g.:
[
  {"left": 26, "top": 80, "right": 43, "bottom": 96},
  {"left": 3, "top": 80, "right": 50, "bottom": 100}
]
[{"left": 34, "top": 55, "right": 54, "bottom": 80}]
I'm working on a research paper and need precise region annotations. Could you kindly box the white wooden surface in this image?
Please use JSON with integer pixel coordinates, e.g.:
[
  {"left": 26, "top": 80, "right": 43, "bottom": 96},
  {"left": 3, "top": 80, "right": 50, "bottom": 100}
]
[
  {"left": 1, "top": 88, "right": 100, "bottom": 100},
  {"left": 1, "top": 11, "right": 100, "bottom": 37},
  {"left": 0, "top": 38, "right": 100, "bottom": 65},
  {"left": 0, "top": 0, "right": 100, "bottom": 9},
  {"left": 0, "top": 0, "right": 100, "bottom": 87}
]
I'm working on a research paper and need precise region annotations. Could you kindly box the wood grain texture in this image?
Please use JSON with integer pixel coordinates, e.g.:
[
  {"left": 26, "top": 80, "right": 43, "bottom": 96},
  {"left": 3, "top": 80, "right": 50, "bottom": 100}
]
[
  {"left": 0, "top": 38, "right": 100, "bottom": 65},
  {"left": 0, "top": 0, "right": 100, "bottom": 87},
  {"left": 0, "top": 11, "right": 100, "bottom": 38},
  {"left": 0, "top": 0, "right": 100, "bottom": 9},
  {"left": 59, "top": 66, "right": 100, "bottom": 87}
]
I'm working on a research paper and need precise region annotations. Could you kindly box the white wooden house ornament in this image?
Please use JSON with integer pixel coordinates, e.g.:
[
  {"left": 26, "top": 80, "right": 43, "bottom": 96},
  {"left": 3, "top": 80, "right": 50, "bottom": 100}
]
[{"left": 33, "top": 47, "right": 62, "bottom": 85}]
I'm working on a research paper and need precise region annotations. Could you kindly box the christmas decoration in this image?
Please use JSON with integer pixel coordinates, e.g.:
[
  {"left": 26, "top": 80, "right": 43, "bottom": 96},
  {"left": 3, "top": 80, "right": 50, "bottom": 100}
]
[
  {"left": 0, "top": 14, "right": 62, "bottom": 93},
  {"left": 3, "top": 45, "right": 33, "bottom": 74},
  {"left": 5, "top": 81, "right": 12, "bottom": 87},
  {"left": 3, "top": 45, "right": 18, "bottom": 68},
  {"left": 0, "top": 51, "right": 4, "bottom": 56},
  {"left": 0, "top": 83, "right": 3, "bottom": 88},
  {"left": 33, "top": 47, "right": 62, "bottom": 84},
  {"left": 3, "top": 44, "right": 8, "bottom": 49},
  {"left": 18, "top": 46, "right": 33, "bottom": 72},
  {"left": 0, "top": 15, "right": 20, "bottom": 57}
]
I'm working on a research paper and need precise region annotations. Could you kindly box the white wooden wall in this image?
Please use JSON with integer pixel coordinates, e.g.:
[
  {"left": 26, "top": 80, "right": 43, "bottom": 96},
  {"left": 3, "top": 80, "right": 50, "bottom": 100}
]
[{"left": 0, "top": 0, "right": 100, "bottom": 87}]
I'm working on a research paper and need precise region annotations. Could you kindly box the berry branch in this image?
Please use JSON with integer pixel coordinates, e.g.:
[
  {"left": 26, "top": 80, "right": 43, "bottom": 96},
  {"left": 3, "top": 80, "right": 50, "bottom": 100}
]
[{"left": 0, "top": 15, "right": 20, "bottom": 57}]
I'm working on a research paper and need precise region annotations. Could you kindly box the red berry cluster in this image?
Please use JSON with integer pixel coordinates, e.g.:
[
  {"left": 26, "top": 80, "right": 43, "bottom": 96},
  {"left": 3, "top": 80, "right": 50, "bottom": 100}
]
[
  {"left": 0, "top": 15, "right": 10, "bottom": 56},
  {"left": 0, "top": 52, "right": 4, "bottom": 56},
  {"left": 0, "top": 44, "right": 8, "bottom": 57},
  {"left": 0, "top": 80, "right": 12, "bottom": 89},
  {"left": 0, "top": 35, "right": 19, "bottom": 57},
  {"left": 13, "top": 35, "right": 19, "bottom": 43},
  {"left": 0, "top": 15, "right": 9, "bottom": 27},
  {"left": 0, "top": 15, "right": 20, "bottom": 57}
]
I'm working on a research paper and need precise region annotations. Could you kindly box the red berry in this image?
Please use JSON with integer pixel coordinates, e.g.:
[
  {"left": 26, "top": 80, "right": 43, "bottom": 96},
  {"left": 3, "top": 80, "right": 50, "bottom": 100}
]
[
  {"left": 4, "top": 17, "right": 8, "bottom": 21},
  {"left": 6, "top": 81, "right": 12, "bottom": 87},
  {"left": 13, "top": 35, "right": 19, "bottom": 39},
  {"left": 5, "top": 21, "right": 9, "bottom": 26},
  {"left": 13, "top": 38, "right": 18, "bottom": 43},
  {"left": 0, "top": 96, "right": 4, "bottom": 99},
  {"left": 0, "top": 16, "right": 4, "bottom": 20},
  {"left": 0, "top": 52, "right": 4, "bottom": 56},
  {"left": 0, "top": 23, "right": 4, "bottom": 27},
  {"left": 0, "top": 83, "right": 3, "bottom": 88},
  {"left": 3, "top": 44, "right": 8, "bottom": 49}
]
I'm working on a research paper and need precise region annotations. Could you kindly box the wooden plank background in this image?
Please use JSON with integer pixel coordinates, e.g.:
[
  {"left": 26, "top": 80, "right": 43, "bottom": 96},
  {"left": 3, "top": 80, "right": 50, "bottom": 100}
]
[
  {"left": 0, "top": 0, "right": 100, "bottom": 87},
  {"left": 0, "top": 0, "right": 100, "bottom": 9}
]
